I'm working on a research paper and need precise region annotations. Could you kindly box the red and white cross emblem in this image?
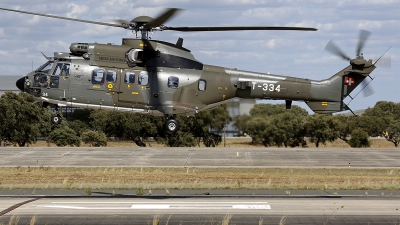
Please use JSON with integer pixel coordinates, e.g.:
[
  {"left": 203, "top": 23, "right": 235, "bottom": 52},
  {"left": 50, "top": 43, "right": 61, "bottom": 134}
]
[{"left": 345, "top": 76, "right": 355, "bottom": 86}]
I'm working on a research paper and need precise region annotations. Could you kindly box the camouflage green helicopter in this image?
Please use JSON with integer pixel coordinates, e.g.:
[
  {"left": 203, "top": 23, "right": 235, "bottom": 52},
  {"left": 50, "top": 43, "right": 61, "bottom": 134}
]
[{"left": 0, "top": 7, "right": 388, "bottom": 133}]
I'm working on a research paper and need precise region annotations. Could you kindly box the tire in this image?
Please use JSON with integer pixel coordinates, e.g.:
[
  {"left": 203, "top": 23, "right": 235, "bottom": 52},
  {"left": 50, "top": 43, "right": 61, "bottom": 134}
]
[
  {"left": 165, "top": 119, "right": 180, "bottom": 133},
  {"left": 51, "top": 114, "right": 61, "bottom": 125}
]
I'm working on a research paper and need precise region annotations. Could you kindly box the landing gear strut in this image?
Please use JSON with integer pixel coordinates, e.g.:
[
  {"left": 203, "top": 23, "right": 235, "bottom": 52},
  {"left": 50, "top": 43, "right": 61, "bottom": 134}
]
[{"left": 164, "top": 115, "right": 180, "bottom": 133}]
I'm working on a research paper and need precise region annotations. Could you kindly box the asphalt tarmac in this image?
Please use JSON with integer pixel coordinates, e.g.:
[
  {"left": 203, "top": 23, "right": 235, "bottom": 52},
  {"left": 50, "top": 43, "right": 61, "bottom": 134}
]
[
  {"left": 0, "top": 195, "right": 399, "bottom": 225},
  {"left": 0, "top": 147, "right": 399, "bottom": 168},
  {"left": 1, "top": 147, "right": 400, "bottom": 224}
]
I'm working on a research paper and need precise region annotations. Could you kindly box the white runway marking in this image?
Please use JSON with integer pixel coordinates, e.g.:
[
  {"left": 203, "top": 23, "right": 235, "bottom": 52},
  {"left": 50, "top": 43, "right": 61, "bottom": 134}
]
[
  {"left": 232, "top": 205, "right": 271, "bottom": 209},
  {"left": 37, "top": 202, "right": 271, "bottom": 210},
  {"left": 51, "top": 201, "right": 269, "bottom": 204},
  {"left": 131, "top": 204, "right": 170, "bottom": 209}
]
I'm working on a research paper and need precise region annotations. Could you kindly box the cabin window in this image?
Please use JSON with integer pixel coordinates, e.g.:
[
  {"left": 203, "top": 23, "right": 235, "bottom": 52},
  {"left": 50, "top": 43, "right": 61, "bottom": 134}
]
[
  {"left": 138, "top": 71, "right": 148, "bottom": 86},
  {"left": 92, "top": 69, "right": 105, "bottom": 85},
  {"left": 198, "top": 79, "right": 206, "bottom": 91},
  {"left": 106, "top": 70, "right": 117, "bottom": 83},
  {"left": 168, "top": 76, "right": 179, "bottom": 89},
  {"left": 124, "top": 72, "right": 135, "bottom": 84}
]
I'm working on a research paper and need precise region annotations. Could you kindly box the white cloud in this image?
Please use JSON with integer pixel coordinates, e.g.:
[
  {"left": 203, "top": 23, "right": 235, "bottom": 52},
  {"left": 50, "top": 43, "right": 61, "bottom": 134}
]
[
  {"left": 67, "top": 3, "right": 89, "bottom": 18},
  {"left": 26, "top": 15, "right": 40, "bottom": 25},
  {"left": 266, "top": 39, "right": 276, "bottom": 49}
]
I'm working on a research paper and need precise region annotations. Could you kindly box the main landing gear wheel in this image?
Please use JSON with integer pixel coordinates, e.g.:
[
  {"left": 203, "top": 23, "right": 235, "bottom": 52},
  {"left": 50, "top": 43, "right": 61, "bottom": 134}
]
[
  {"left": 165, "top": 119, "right": 180, "bottom": 133},
  {"left": 51, "top": 114, "right": 62, "bottom": 125}
]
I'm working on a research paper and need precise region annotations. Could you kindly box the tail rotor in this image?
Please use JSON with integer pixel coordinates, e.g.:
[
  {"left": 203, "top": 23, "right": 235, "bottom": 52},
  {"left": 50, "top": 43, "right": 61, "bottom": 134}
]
[{"left": 324, "top": 30, "right": 390, "bottom": 100}]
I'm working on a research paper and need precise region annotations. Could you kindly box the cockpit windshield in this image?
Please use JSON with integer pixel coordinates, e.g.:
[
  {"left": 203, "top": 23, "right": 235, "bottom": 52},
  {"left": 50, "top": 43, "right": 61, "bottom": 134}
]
[{"left": 36, "top": 61, "right": 54, "bottom": 74}]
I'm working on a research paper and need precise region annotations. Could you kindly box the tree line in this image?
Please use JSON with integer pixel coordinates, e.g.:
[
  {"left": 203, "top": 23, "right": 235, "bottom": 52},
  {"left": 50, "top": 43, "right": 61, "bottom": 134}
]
[
  {"left": 234, "top": 101, "right": 400, "bottom": 148},
  {"left": 1, "top": 91, "right": 399, "bottom": 148},
  {"left": 0, "top": 92, "right": 230, "bottom": 147}
]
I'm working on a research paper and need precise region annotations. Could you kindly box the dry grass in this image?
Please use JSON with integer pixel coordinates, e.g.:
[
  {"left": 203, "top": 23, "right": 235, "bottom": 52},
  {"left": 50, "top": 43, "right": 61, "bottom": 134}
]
[
  {"left": 222, "top": 214, "right": 232, "bottom": 225},
  {"left": 24, "top": 137, "right": 397, "bottom": 148},
  {"left": 0, "top": 167, "right": 399, "bottom": 190}
]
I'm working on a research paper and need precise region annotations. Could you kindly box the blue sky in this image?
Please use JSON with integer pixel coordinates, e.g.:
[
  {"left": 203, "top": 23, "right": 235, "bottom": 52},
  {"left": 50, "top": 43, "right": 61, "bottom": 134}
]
[{"left": 0, "top": 0, "right": 398, "bottom": 112}]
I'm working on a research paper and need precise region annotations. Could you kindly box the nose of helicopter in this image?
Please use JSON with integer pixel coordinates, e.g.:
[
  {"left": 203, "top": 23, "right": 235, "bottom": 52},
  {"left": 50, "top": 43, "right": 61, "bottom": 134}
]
[{"left": 16, "top": 77, "right": 25, "bottom": 91}]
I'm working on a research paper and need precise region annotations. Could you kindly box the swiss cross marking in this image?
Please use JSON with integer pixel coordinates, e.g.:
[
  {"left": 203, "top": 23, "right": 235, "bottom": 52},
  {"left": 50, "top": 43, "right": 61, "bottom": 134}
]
[{"left": 345, "top": 77, "right": 355, "bottom": 86}]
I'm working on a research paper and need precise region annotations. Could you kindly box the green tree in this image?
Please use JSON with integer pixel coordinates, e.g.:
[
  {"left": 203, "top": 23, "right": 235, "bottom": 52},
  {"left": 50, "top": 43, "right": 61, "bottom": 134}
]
[
  {"left": 90, "top": 111, "right": 162, "bottom": 147},
  {"left": 249, "top": 104, "right": 308, "bottom": 117},
  {"left": 239, "top": 104, "right": 308, "bottom": 147},
  {"left": 66, "top": 109, "right": 92, "bottom": 125},
  {"left": 353, "top": 115, "right": 389, "bottom": 137},
  {"left": 233, "top": 114, "right": 251, "bottom": 136},
  {"left": 81, "top": 130, "right": 108, "bottom": 147},
  {"left": 364, "top": 101, "right": 400, "bottom": 119},
  {"left": 349, "top": 128, "right": 370, "bottom": 148},
  {"left": 264, "top": 112, "right": 307, "bottom": 147},
  {"left": 156, "top": 104, "right": 230, "bottom": 147},
  {"left": 305, "top": 114, "right": 340, "bottom": 148},
  {"left": 245, "top": 116, "right": 270, "bottom": 145},
  {"left": 334, "top": 114, "right": 353, "bottom": 143},
  {"left": 157, "top": 116, "right": 197, "bottom": 147},
  {"left": 68, "top": 120, "right": 90, "bottom": 136},
  {"left": 0, "top": 92, "right": 52, "bottom": 147},
  {"left": 360, "top": 101, "right": 400, "bottom": 146},
  {"left": 46, "top": 123, "right": 81, "bottom": 147},
  {"left": 193, "top": 104, "right": 231, "bottom": 147},
  {"left": 383, "top": 121, "right": 400, "bottom": 148}
]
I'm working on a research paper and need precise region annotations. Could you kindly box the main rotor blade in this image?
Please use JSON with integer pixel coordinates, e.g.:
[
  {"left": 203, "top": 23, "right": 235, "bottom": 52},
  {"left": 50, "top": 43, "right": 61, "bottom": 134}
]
[
  {"left": 374, "top": 46, "right": 391, "bottom": 68},
  {"left": 145, "top": 8, "right": 181, "bottom": 28},
  {"left": 163, "top": 26, "right": 317, "bottom": 32},
  {"left": 325, "top": 40, "right": 351, "bottom": 61},
  {"left": 0, "top": 7, "right": 124, "bottom": 28},
  {"left": 375, "top": 55, "right": 391, "bottom": 68},
  {"left": 356, "top": 30, "right": 371, "bottom": 56},
  {"left": 114, "top": 19, "right": 131, "bottom": 28}
]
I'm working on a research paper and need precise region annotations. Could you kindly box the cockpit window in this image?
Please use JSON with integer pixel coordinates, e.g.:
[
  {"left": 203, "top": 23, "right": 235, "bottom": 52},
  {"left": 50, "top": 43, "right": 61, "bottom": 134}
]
[
  {"left": 36, "top": 61, "right": 54, "bottom": 74},
  {"left": 92, "top": 69, "right": 105, "bottom": 85},
  {"left": 50, "top": 76, "right": 59, "bottom": 88},
  {"left": 33, "top": 74, "right": 48, "bottom": 88},
  {"left": 52, "top": 63, "right": 70, "bottom": 76},
  {"left": 52, "top": 63, "right": 63, "bottom": 75},
  {"left": 106, "top": 70, "right": 117, "bottom": 83},
  {"left": 60, "top": 64, "right": 70, "bottom": 76}
]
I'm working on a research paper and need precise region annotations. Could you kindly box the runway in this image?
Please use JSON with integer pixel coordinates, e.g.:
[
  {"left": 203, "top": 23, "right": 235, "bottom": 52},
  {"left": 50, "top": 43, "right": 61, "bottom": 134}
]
[
  {"left": 0, "top": 147, "right": 399, "bottom": 168},
  {"left": 1, "top": 195, "right": 399, "bottom": 224},
  {"left": 1, "top": 147, "right": 399, "bottom": 224}
]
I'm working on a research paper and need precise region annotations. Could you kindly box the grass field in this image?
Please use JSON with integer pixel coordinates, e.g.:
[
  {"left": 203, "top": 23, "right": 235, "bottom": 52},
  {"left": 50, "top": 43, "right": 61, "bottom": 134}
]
[
  {"left": 2, "top": 138, "right": 398, "bottom": 191},
  {"left": 1, "top": 167, "right": 399, "bottom": 191}
]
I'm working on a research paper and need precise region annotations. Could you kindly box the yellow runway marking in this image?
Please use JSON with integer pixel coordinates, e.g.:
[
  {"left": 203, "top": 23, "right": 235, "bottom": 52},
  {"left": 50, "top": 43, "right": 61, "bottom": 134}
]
[{"left": 61, "top": 152, "right": 70, "bottom": 156}]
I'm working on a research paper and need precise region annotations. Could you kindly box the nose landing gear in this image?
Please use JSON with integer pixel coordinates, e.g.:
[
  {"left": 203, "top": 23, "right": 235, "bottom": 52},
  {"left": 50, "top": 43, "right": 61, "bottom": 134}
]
[
  {"left": 164, "top": 115, "right": 179, "bottom": 133},
  {"left": 51, "top": 105, "right": 62, "bottom": 125},
  {"left": 51, "top": 114, "right": 62, "bottom": 125}
]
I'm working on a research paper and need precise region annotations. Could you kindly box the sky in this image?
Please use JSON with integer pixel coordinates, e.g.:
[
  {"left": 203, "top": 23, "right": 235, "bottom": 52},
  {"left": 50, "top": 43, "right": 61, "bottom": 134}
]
[{"left": 0, "top": 0, "right": 398, "bottom": 112}]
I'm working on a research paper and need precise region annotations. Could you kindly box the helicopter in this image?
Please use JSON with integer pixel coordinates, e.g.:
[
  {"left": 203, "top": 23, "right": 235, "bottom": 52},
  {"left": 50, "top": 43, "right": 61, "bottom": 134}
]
[{"left": 0, "top": 7, "right": 387, "bottom": 133}]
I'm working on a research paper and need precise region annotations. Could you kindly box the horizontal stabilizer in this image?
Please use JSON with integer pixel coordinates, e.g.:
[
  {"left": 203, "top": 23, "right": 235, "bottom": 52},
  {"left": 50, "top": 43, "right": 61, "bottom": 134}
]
[{"left": 306, "top": 101, "right": 350, "bottom": 114}]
